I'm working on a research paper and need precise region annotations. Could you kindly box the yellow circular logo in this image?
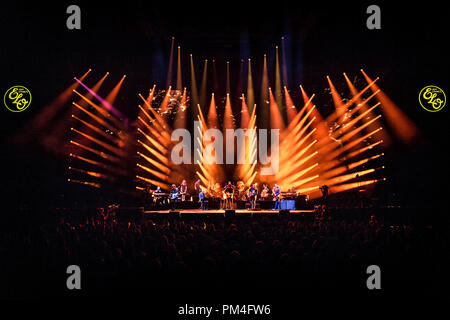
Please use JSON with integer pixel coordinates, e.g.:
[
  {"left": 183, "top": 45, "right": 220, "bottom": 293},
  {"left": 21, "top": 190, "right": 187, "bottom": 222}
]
[
  {"left": 3, "top": 85, "right": 32, "bottom": 112},
  {"left": 418, "top": 85, "right": 446, "bottom": 112}
]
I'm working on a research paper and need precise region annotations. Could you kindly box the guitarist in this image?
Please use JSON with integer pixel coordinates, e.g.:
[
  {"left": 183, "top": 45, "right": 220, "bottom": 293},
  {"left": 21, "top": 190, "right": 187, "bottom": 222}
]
[
  {"left": 170, "top": 184, "right": 179, "bottom": 210},
  {"left": 249, "top": 183, "right": 258, "bottom": 210},
  {"left": 272, "top": 184, "right": 281, "bottom": 210}
]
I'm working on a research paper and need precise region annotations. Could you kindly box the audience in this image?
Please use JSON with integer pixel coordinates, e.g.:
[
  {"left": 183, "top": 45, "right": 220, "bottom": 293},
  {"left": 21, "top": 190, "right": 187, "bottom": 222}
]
[{"left": 1, "top": 207, "right": 448, "bottom": 298}]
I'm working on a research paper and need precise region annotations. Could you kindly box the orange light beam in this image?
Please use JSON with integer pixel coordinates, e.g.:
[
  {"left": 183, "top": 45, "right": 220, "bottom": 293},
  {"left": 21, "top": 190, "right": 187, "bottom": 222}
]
[
  {"left": 72, "top": 91, "right": 124, "bottom": 130},
  {"left": 15, "top": 69, "right": 91, "bottom": 144},
  {"left": 346, "top": 90, "right": 381, "bottom": 118},
  {"left": 326, "top": 77, "right": 380, "bottom": 123},
  {"left": 137, "top": 104, "right": 168, "bottom": 138},
  {"left": 67, "top": 178, "right": 101, "bottom": 188},
  {"left": 275, "top": 46, "right": 282, "bottom": 111},
  {"left": 105, "top": 74, "right": 126, "bottom": 105},
  {"left": 159, "top": 86, "right": 172, "bottom": 116},
  {"left": 246, "top": 170, "right": 258, "bottom": 187},
  {"left": 284, "top": 162, "right": 319, "bottom": 185},
  {"left": 190, "top": 54, "right": 200, "bottom": 117},
  {"left": 68, "top": 153, "right": 126, "bottom": 175},
  {"left": 289, "top": 117, "right": 317, "bottom": 151},
  {"left": 200, "top": 59, "right": 208, "bottom": 111},
  {"left": 279, "top": 147, "right": 318, "bottom": 180},
  {"left": 71, "top": 127, "right": 125, "bottom": 157},
  {"left": 316, "top": 153, "right": 383, "bottom": 182},
  {"left": 331, "top": 178, "right": 384, "bottom": 194},
  {"left": 138, "top": 93, "right": 171, "bottom": 134},
  {"left": 248, "top": 58, "right": 255, "bottom": 116},
  {"left": 166, "top": 37, "right": 175, "bottom": 88},
  {"left": 197, "top": 162, "right": 213, "bottom": 181},
  {"left": 280, "top": 127, "right": 317, "bottom": 168},
  {"left": 322, "top": 168, "right": 377, "bottom": 187},
  {"left": 285, "top": 105, "right": 316, "bottom": 142},
  {"left": 298, "top": 186, "right": 320, "bottom": 194},
  {"left": 136, "top": 175, "right": 170, "bottom": 190},
  {"left": 137, "top": 163, "right": 169, "bottom": 181},
  {"left": 317, "top": 114, "right": 382, "bottom": 156},
  {"left": 68, "top": 166, "right": 115, "bottom": 181},
  {"left": 292, "top": 174, "right": 319, "bottom": 188},
  {"left": 73, "top": 89, "right": 123, "bottom": 128},
  {"left": 207, "top": 93, "right": 219, "bottom": 129},
  {"left": 361, "top": 69, "right": 419, "bottom": 144},
  {"left": 226, "top": 61, "right": 231, "bottom": 94},
  {"left": 70, "top": 140, "right": 121, "bottom": 164},
  {"left": 137, "top": 128, "right": 167, "bottom": 153},
  {"left": 196, "top": 171, "right": 209, "bottom": 187},
  {"left": 71, "top": 115, "right": 120, "bottom": 145},
  {"left": 197, "top": 103, "right": 206, "bottom": 127},
  {"left": 240, "top": 94, "right": 250, "bottom": 129},
  {"left": 323, "top": 130, "right": 382, "bottom": 167},
  {"left": 327, "top": 75, "right": 346, "bottom": 121},
  {"left": 340, "top": 115, "right": 382, "bottom": 143},
  {"left": 243, "top": 161, "right": 257, "bottom": 183},
  {"left": 223, "top": 93, "right": 234, "bottom": 130},
  {"left": 269, "top": 87, "right": 285, "bottom": 130},
  {"left": 137, "top": 116, "right": 167, "bottom": 146},
  {"left": 137, "top": 151, "right": 170, "bottom": 174},
  {"left": 284, "top": 86, "right": 297, "bottom": 123},
  {"left": 259, "top": 55, "right": 269, "bottom": 128},
  {"left": 322, "top": 125, "right": 383, "bottom": 161},
  {"left": 348, "top": 153, "right": 383, "bottom": 170},
  {"left": 176, "top": 46, "right": 182, "bottom": 90},
  {"left": 285, "top": 94, "right": 315, "bottom": 133},
  {"left": 332, "top": 102, "right": 381, "bottom": 139},
  {"left": 347, "top": 140, "right": 383, "bottom": 158},
  {"left": 174, "top": 87, "right": 188, "bottom": 130},
  {"left": 137, "top": 140, "right": 169, "bottom": 165}
]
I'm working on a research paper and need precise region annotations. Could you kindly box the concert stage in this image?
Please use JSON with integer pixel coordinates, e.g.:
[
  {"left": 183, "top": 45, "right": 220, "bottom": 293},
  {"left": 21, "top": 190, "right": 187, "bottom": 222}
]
[{"left": 143, "top": 209, "right": 315, "bottom": 215}]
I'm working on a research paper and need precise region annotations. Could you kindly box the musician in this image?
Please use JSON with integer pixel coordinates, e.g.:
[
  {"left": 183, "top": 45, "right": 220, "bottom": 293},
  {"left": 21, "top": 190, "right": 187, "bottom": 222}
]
[
  {"left": 319, "top": 185, "right": 329, "bottom": 204},
  {"left": 272, "top": 184, "right": 281, "bottom": 210},
  {"left": 224, "top": 181, "right": 235, "bottom": 209},
  {"left": 169, "top": 184, "right": 179, "bottom": 210},
  {"left": 153, "top": 186, "right": 165, "bottom": 206},
  {"left": 199, "top": 188, "right": 208, "bottom": 210},
  {"left": 236, "top": 181, "right": 247, "bottom": 201},
  {"left": 144, "top": 185, "right": 153, "bottom": 205},
  {"left": 194, "top": 179, "right": 201, "bottom": 194},
  {"left": 180, "top": 180, "right": 188, "bottom": 201},
  {"left": 249, "top": 183, "right": 258, "bottom": 210},
  {"left": 260, "top": 184, "right": 270, "bottom": 200}
]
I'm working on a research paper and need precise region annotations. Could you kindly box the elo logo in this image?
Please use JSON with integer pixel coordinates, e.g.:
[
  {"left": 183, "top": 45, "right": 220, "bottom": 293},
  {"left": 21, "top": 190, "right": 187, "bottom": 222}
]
[
  {"left": 418, "top": 85, "right": 446, "bottom": 112},
  {"left": 4, "top": 85, "right": 32, "bottom": 112}
]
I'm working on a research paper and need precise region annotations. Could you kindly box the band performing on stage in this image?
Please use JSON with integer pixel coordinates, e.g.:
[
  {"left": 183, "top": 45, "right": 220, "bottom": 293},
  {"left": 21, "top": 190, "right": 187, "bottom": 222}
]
[{"left": 144, "top": 180, "right": 308, "bottom": 211}]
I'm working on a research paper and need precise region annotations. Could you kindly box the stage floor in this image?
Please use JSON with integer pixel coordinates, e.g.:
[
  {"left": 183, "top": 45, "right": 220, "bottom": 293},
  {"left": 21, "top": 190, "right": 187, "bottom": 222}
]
[{"left": 143, "top": 209, "right": 315, "bottom": 215}]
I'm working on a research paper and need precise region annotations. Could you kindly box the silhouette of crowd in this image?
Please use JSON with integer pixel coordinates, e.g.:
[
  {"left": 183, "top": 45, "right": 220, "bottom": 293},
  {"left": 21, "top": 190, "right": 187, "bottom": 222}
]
[{"left": 2, "top": 208, "right": 448, "bottom": 298}]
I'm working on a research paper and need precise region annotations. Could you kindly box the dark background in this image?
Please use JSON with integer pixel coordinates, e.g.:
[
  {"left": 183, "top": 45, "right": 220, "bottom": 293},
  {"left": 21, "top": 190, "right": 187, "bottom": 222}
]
[{"left": 0, "top": 1, "right": 448, "bottom": 212}]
